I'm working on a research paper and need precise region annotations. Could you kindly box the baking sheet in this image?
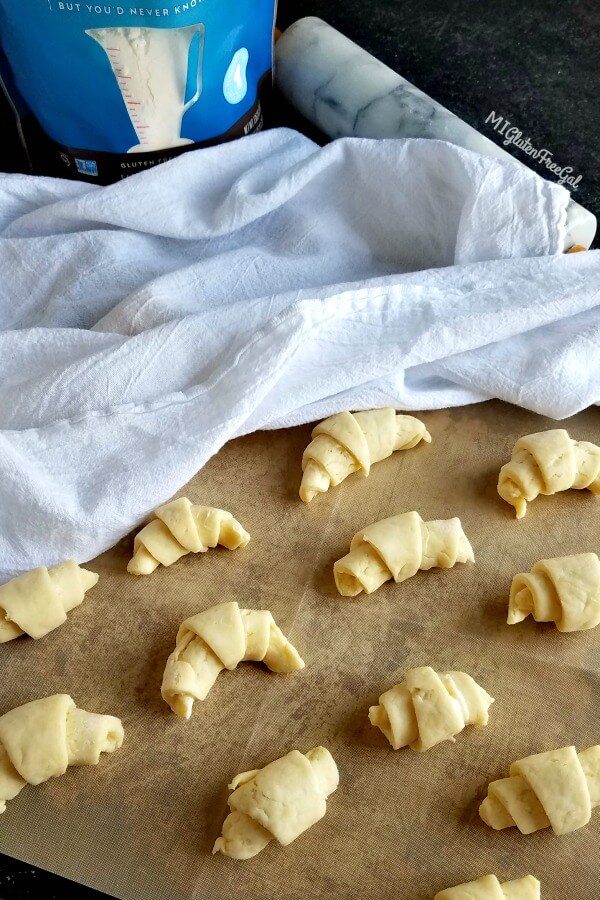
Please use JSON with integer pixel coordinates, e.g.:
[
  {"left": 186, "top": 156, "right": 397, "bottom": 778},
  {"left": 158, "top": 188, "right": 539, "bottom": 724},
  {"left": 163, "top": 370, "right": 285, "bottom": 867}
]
[{"left": 1, "top": 400, "right": 599, "bottom": 900}]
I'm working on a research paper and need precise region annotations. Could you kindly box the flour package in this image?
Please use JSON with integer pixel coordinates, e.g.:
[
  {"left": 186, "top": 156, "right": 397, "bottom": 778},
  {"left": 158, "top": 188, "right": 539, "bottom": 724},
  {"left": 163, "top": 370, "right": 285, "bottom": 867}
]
[{"left": 0, "top": 0, "right": 275, "bottom": 182}]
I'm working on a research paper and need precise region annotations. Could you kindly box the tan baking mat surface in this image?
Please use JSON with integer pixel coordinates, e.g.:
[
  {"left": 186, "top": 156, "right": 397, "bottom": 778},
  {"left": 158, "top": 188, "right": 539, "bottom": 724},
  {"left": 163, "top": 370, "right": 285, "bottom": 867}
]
[{"left": 1, "top": 400, "right": 599, "bottom": 900}]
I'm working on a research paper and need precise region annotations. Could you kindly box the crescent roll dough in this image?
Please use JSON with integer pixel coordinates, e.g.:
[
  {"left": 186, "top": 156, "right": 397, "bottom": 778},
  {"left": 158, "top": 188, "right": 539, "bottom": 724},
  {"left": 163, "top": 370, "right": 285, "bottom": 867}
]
[
  {"left": 498, "top": 430, "right": 600, "bottom": 518},
  {"left": 369, "top": 667, "right": 493, "bottom": 752},
  {"left": 480, "top": 744, "right": 600, "bottom": 836},
  {"left": 162, "top": 601, "right": 304, "bottom": 718},
  {"left": 127, "top": 496, "right": 250, "bottom": 575},
  {"left": 0, "top": 561, "right": 98, "bottom": 643},
  {"left": 0, "top": 694, "right": 124, "bottom": 814},
  {"left": 213, "top": 746, "right": 338, "bottom": 859},
  {"left": 508, "top": 553, "right": 600, "bottom": 632},
  {"left": 334, "top": 511, "right": 474, "bottom": 597},
  {"left": 300, "top": 408, "right": 431, "bottom": 503},
  {"left": 435, "top": 875, "right": 540, "bottom": 899}
]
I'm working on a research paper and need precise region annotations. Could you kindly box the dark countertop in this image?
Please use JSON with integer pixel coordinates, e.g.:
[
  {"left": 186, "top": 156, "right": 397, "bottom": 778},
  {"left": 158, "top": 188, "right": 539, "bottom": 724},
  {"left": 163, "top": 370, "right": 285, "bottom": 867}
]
[
  {"left": 0, "top": 1, "right": 598, "bottom": 898},
  {"left": 278, "top": 0, "right": 600, "bottom": 234}
]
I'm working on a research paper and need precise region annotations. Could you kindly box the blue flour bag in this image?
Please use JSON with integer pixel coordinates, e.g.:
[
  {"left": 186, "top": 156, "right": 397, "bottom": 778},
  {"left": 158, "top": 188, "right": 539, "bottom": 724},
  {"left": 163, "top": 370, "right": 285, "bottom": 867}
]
[{"left": 0, "top": 0, "right": 276, "bottom": 182}]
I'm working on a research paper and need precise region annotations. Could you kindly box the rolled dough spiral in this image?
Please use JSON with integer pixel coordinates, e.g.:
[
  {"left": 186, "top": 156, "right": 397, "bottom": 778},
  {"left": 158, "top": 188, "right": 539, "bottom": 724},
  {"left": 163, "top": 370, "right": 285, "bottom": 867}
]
[
  {"left": 480, "top": 744, "right": 600, "bottom": 836},
  {"left": 369, "top": 666, "right": 493, "bottom": 752},
  {"left": 508, "top": 553, "right": 600, "bottom": 632},
  {"left": 300, "top": 408, "right": 431, "bottom": 503},
  {"left": 434, "top": 874, "right": 540, "bottom": 899},
  {"left": 0, "top": 561, "right": 98, "bottom": 643},
  {"left": 127, "top": 496, "right": 250, "bottom": 575},
  {"left": 0, "top": 694, "right": 123, "bottom": 814},
  {"left": 334, "top": 511, "right": 474, "bottom": 597},
  {"left": 161, "top": 601, "right": 304, "bottom": 718},
  {"left": 498, "top": 430, "right": 600, "bottom": 518},
  {"left": 213, "top": 746, "right": 338, "bottom": 859}
]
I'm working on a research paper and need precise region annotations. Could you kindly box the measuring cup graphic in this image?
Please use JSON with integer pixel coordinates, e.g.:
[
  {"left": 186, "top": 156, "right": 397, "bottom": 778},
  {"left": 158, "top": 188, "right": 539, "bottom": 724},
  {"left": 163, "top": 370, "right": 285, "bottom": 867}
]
[{"left": 87, "top": 25, "right": 205, "bottom": 153}]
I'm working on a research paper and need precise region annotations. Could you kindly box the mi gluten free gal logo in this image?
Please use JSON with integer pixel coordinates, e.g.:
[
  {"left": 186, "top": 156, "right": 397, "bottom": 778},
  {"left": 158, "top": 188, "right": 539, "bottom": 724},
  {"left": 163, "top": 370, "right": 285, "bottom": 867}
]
[{"left": 486, "top": 111, "right": 582, "bottom": 191}]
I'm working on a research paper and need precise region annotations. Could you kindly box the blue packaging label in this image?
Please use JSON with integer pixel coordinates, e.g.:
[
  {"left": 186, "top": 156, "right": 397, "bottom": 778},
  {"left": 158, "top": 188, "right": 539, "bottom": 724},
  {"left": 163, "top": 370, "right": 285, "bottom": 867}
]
[{"left": 0, "top": 0, "right": 275, "bottom": 180}]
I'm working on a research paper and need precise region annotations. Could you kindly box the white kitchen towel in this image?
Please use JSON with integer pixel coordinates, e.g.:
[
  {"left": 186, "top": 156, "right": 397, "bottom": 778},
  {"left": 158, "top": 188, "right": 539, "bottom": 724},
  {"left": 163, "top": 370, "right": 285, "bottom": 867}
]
[{"left": 1, "top": 127, "right": 599, "bottom": 579}]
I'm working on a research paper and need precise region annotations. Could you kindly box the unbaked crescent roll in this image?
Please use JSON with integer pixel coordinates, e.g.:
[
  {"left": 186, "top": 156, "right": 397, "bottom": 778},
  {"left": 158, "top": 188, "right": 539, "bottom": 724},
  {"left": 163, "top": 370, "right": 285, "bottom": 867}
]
[
  {"left": 480, "top": 744, "right": 600, "bottom": 836},
  {"left": 508, "top": 553, "right": 600, "bottom": 632},
  {"left": 334, "top": 511, "right": 473, "bottom": 597},
  {"left": 0, "top": 561, "right": 98, "bottom": 643},
  {"left": 0, "top": 694, "right": 124, "bottom": 814},
  {"left": 498, "top": 430, "right": 600, "bottom": 518},
  {"left": 162, "top": 601, "right": 304, "bottom": 718},
  {"left": 127, "top": 496, "right": 250, "bottom": 575},
  {"left": 300, "top": 408, "right": 431, "bottom": 503},
  {"left": 435, "top": 874, "right": 540, "bottom": 899},
  {"left": 369, "top": 667, "right": 493, "bottom": 752},
  {"left": 213, "top": 746, "right": 338, "bottom": 859}
]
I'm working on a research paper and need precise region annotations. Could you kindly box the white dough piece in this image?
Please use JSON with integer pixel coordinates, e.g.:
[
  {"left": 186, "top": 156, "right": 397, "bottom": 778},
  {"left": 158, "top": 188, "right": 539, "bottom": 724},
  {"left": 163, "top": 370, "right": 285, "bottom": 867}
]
[
  {"left": 300, "top": 408, "right": 431, "bottom": 503},
  {"left": 213, "top": 746, "right": 338, "bottom": 859},
  {"left": 333, "top": 511, "right": 473, "bottom": 597},
  {"left": 0, "top": 694, "right": 123, "bottom": 814},
  {"left": 480, "top": 744, "right": 600, "bottom": 836},
  {"left": 161, "top": 601, "right": 304, "bottom": 718},
  {"left": 127, "top": 496, "right": 250, "bottom": 575},
  {"left": 369, "top": 667, "right": 493, "bottom": 752},
  {"left": 498, "top": 429, "right": 600, "bottom": 518},
  {"left": 508, "top": 553, "right": 600, "bottom": 632},
  {"left": 435, "top": 874, "right": 540, "bottom": 899},
  {"left": 0, "top": 561, "right": 98, "bottom": 643}
]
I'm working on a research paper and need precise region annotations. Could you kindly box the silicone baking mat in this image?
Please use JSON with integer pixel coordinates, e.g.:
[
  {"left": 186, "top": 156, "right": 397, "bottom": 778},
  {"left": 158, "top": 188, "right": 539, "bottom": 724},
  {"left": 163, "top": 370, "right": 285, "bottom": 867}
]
[{"left": 1, "top": 400, "right": 599, "bottom": 899}]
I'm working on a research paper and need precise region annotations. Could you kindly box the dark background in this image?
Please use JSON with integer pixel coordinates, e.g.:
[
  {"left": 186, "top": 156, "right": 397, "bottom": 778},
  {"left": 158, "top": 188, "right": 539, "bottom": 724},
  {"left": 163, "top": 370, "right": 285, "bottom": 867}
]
[
  {"left": 278, "top": 0, "right": 600, "bottom": 226},
  {"left": 0, "top": 0, "right": 598, "bottom": 897},
  {"left": 2, "top": 0, "right": 598, "bottom": 225}
]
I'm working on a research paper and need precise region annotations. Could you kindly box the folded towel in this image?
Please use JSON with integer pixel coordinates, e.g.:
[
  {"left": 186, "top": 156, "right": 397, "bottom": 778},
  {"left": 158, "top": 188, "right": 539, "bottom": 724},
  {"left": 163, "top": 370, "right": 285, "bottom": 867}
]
[{"left": 0, "top": 128, "right": 598, "bottom": 578}]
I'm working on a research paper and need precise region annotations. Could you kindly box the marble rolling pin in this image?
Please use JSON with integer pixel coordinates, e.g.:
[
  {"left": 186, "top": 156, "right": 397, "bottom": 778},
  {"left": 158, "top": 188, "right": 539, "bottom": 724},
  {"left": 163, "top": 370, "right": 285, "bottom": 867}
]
[{"left": 275, "top": 17, "right": 596, "bottom": 250}]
